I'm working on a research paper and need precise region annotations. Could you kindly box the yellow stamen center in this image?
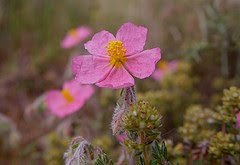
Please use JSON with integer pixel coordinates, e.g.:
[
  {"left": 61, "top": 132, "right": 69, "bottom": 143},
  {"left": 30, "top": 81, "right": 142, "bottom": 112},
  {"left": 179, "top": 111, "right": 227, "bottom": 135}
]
[
  {"left": 68, "top": 29, "right": 78, "bottom": 38},
  {"left": 106, "top": 41, "right": 127, "bottom": 68},
  {"left": 61, "top": 89, "right": 74, "bottom": 102},
  {"left": 158, "top": 61, "right": 168, "bottom": 70}
]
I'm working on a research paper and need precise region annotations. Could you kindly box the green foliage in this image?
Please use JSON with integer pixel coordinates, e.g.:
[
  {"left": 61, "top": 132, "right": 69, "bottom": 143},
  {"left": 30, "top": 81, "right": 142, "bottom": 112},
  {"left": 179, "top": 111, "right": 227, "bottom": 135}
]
[
  {"left": 123, "top": 139, "right": 144, "bottom": 151},
  {"left": 161, "top": 62, "right": 197, "bottom": 92},
  {"left": 43, "top": 133, "right": 68, "bottom": 165},
  {"left": 93, "top": 151, "right": 114, "bottom": 165},
  {"left": 122, "top": 100, "right": 162, "bottom": 156},
  {"left": 139, "top": 61, "right": 199, "bottom": 128},
  {"left": 213, "top": 86, "right": 240, "bottom": 124},
  {"left": 165, "top": 140, "right": 186, "bottom": 164},
  {"left": 0, "top": 114, "right": 21, "bottom": 149},
  {"left": 209, "top": 132, "right": 239, "bottom": 158},
  {"left": 179, "top": 105, "right": 215, "bottom": 143},
  {"left": 222, "top": 87, "right": 240, "bottom": 112},
  {"left": 123, "top": 101, "right": 162, "bottom": 132},
  {"left": 151, "top": 141, "right": 170, "bottom": 165},
  {"left": 92, "top": 135, "right": 113, "bottom": 153},
  {"left": 137, "top": 141, "right": 174, "bottom": 165},
  {"left": 178, "top": 86, "right": 240, "bottom": 163}
]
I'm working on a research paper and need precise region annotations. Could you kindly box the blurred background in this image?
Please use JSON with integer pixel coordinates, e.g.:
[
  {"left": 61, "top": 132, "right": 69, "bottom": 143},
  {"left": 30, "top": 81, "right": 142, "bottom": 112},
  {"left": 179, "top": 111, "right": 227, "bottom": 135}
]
[{"left": 0, "top": 0, "right": 240, "bottom": 164}]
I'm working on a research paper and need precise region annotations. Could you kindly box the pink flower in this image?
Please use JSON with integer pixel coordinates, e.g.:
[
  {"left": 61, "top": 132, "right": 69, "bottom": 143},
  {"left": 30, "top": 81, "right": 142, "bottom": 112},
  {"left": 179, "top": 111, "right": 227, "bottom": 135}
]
[
  {"left": 61, "top": 26, "right": 92, "bottom": 49},
  {"left": 237, "top": 112, "right": 240, "bottom": 129},
  {"left": 72, "top": 22, "right": 161, "bottom": 89},
  {"left": 152, "top": 60, "right": 179, "bottom": 81},
  {"left": 45, "top": 80, "right": 94, "bottom": 118}
]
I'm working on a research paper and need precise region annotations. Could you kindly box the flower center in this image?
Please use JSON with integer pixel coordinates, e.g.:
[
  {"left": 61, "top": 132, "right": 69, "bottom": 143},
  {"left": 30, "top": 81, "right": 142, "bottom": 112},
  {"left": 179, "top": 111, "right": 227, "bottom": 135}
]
[
  {"left": 158, "top": 61, "right": 168, "bottom": 70},
  {"left": 106, "top": 40, "right": 127, "bottom": 68},
  {"left": 61, "top": 89, "right": 74, "bottom": 102},
  {"left": 68, "top": 29, "right": 78, "bottom": 38}
]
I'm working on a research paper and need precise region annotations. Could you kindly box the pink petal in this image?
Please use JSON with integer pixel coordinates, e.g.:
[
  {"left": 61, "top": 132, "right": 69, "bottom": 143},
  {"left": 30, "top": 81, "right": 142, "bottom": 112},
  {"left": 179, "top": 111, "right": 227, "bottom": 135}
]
[
  {"left": 61, "top": 37, "right": 77, "bottom": 49},
  {"left": 168, "top": 60, "right": 179, "bottom": 71},
  {"left": 63, "top": 80, "right": 79, "bottom": 93},
  {"left": 45, "top": 90, "right": 65, "bottom": 113},
  {"left": 84, "top": 30, "right": 115, "bottom": 56},
  {"left": 59, "top": 100, "right": 85, "bottom": 118},
  {"left": 76, "top": 85, "right": 94, "bottom": 100},
  {"left": 152, "top": 69, "right": 164, "bottom": 81},
  {"left": 45, "top": 80, "right": 94, "bottom": 118},
  {"left": 125, "top": 48, "right": 161, "bottom": 79},
  {"left": 152, "top": 60, "right": 179, "bottom": 81},
  {"left": 72, "top": 55, "right": 113, "bottom": 84},
  {"left": 76, "top": 26, "right": 92, "bottom": 38},
  {"left": 45, "top": 90, "right": 81, "bottom": 118},
  {"left": 116, "top": 22, "right": 147, "bottom": 55},
  {"left": 61, "top": 26, "right": 92, "bottom": 49},
  {"left": 63, "top": 80, "right": 94, "bottom": 100},
  {"left": 75, "top": 85, "right": 94, "bottom": 101},
  {"left": 45, "top": 90, "right": 86, "bottom": 118},
  {"left": 49, "top": 100, "right": 85, "bottom": 118},
  {"left": 96, "top": 67, "right": 134, "bottom": 88}
]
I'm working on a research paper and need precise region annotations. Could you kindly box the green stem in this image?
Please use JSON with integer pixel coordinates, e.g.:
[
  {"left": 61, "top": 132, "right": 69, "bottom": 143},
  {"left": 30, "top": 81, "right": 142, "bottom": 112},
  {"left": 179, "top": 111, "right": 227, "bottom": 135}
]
[
  {"left": 221, "top": 123, "right": 225, "bottom": 165},
  {"left": 221, "top": 158, "right": 225, "bottom": 165},
  {"left": 231, "top": 111, "right": 240, "bottom": 164},
  {"left": 140, "top": 131, "right": 149, "bottom": 165},
  {"left": 188, "top": 152, "right": 193, "bottom": 165}
]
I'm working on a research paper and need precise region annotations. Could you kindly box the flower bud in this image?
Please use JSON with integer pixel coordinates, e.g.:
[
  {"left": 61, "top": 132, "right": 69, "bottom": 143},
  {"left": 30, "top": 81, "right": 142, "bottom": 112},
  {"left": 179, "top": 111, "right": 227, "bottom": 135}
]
[{"left": 123, "top": 101, "right": 162, "bottom": 132}]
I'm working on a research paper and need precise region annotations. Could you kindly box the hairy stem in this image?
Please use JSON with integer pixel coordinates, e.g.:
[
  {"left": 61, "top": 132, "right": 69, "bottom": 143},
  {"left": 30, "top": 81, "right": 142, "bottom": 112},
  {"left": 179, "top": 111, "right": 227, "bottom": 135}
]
[{"left": 140, "top": 131, "right": 149, "bottom": 165}]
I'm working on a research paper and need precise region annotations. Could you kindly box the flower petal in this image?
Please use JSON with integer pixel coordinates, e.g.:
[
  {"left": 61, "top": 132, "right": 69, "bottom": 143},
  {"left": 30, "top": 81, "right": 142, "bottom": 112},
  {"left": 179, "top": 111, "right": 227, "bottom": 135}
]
[
  {"left": 116, "top": 22, "right": 147, "bottom": 55},
  {"left": 63, "top": 80, "right": 94, "bottom": 100},
  {"left": 152, "top": 69, "right": 164, "bottom": 81},
  {"left": 61, "top": 26, "right": 92, "bottom": 49},
  {"left": 168, "top": 60, "right": 179, "bottom": 71},
  {"left": 84, "top": 30, "right": 115, "bottom": 56},
  {"left": 96, "top": 67, "right": 134, "bottom": 88},
  {"left": 45, "top": 90, "right": 86, "bottom": 118},
  {"left": 125, "top": 48, "right": 161, "bottom": 79},
  {"left": 55, "top": 101, "right": 85, "bottom": 118},
  {"left": 61, "top": 36, "right": 77, "bottom": 49},
  {"left": 45, "top": 90, "right": 65, "bottom": 113},
  {"left": 76, "top": 26, "right": 92, "bottom": 38},
  {"left": 63, "top": 81, "right": 94, "bottom": 117},
  {"left": 72, "top": 55, "right": 112, "bottom": 84},
  {"left": 74, "top": 84, "right": 94, "bottom": 101}
]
